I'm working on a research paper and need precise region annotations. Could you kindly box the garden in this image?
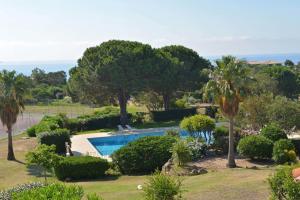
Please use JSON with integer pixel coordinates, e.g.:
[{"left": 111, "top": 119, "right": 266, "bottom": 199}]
[{"left": 0, "top": 40, "right": 300, "bottom": 199}]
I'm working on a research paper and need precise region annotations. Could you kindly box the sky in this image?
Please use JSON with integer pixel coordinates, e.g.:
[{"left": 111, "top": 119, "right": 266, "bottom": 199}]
[{"left": 0, "top": 0, "right": 300, "bottom": 61}]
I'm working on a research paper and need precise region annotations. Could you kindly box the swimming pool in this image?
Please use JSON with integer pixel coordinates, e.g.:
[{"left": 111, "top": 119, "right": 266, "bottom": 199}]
[{"left": 88, "top": 130, "right": 189, "bottom": 156}]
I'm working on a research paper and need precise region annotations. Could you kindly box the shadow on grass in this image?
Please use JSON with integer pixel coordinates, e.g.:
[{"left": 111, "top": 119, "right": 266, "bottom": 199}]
[
  {"left": 26, "top": 164, "right": 53, "bottom": 178},
  {"left": 13, "top": 159, "right": 26, "bottom": 165},
  {"left": 64, "top": 175, "right": 120, "bottom": 183}
]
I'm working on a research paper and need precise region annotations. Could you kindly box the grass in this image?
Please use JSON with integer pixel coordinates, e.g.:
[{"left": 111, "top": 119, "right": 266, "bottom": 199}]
[
  {"left": 25, "top": 104, "right": 146, "bottom": 116},
  {"left": 134, "top": 120, "right": 180, "bottom": 129},
  {"left": 0, "top": 135, "right": 273, "bottom": 200}
]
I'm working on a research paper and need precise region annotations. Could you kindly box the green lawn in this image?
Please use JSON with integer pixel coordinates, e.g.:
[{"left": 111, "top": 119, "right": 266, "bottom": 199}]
[
  {"left": 0, "top": 135, "right": 273, "bottom": 200},
  {"left": 25, "top": 104, "right": 147, "bottom": 116}
]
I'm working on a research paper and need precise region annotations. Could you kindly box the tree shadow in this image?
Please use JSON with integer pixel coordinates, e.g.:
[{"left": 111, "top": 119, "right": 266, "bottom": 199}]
[
  {"left": 64, "top": 175, "right": 120, "bottom": 183},
  {"left": 11, "top": 159, "right": 26, "bottom": 165},
  {"left": 26, "top": 164, "right": 52, "bottom": 178}
]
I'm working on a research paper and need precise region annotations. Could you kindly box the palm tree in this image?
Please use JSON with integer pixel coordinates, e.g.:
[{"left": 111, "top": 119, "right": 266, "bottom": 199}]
[
  {"left": 205, "top": 56, "right": 251, "bottom": 168},
  {"left": 0, "top": 70, "right": 26, "bottom": 160}
]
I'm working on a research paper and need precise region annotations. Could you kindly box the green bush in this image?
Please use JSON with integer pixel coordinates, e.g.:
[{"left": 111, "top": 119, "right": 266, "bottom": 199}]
[
  {"left": 212, "top": 126, "right": 241, "bottom": 154},
  {"left": 291, "top": 139, "right": 300, "bottom": 155},
  {"left": 112, "top": 136, "right": 176, "bottom": 174},
  {"left": 0, "top": 182, "right": 45, "bottom": 200},
  {"left": 171, "top": 140, "right": 191, "bottom": 166},
  {"left": 272, "top": 139, "right": 296, "bottom": 164},
  {"left": 54, "top": 156, "right": 109, "bottom": 180},
  {"left": 237, "top": 135, "right": 273, "bottom": 160},
  {"left": 26, "top": 126, "right": 37, "bottom": 137},
  {"left": 37, "top": 129, "right": 71, "bottom": 154},
  {"left": 172, "top": 99, "right": 187, "bottom": 109},
  {"left": 26, "top": 114, "right": 67, "bottom": 137},
  {"left": 260, "top": 123, "right": 287, "bottom": 142},
  {"left": 187, "top": 138, "right": 207, "bottom": 161},
  {"left": 165, "top": 129, "right": 180, "bottom": 138},
  {"left": 180, "top": 114, "right": 215, "bottom": 143},
  {"left": 26, "top": 144, "right": 62, "bottom": 181},
  {"left": 12, "top": 183, "right": 84, "bottom": 200},
  {"left": 71, "top": 112, "right": 132, "bottom": 132},
  {"left": 268, "top": 165, "right": 300, "bottom": 200},
  {"left": 213, "top": 126, "right": 229, "bottom": 137},
  {"left": 151, "top": 108, "right": 197, "bottom": 122},
  {"left": 143, "top": 171, "right": 183, "bottom": 200},
  {"left": 66, "top": 118, "right": 82, "bottom": 133}
]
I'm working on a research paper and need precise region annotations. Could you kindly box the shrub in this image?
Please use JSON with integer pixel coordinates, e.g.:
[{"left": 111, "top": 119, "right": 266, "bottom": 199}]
[
  {"left": 187, "top": 138, "right": 207, "bottom": 161},
  {"left": 38, "top": 129, "right": 71, "bottom": 154},
  {"left": 272, "top": 139, "right": 296, "bottom": 164},
  {"left": 76, "top": 113, "right": 132, "bottom": 132},
  {"left": 212, "top": 126, "right": 242, "bottom": 154},
  {"left": 260, "top": 123, "right": 287, "bottom": 142},
  {"left": 151, "top": 108, "right": 197, "bottom": 122},
  {"left": 165, "top": 129, "right": 180, "bottom": 138},
  {"left": 26, "top": 114, "right": 67, "bottom": 137},
  {"left": 66, "top": 118, "right": 82, "bottom": 133},
  {"left": 143, "top": 171, "right": 183, "bottom": 200},
  {"left": 171, "top": 140, "right": 191, "bottom": 166},
  {"left": 54, "top": 156, "right": 110, "bottom": 180},
  {"left": 237, "top": 135, "right": 273, "bottom": 160},
  {"left": 26, "top": 144, "right": 62, "bottom": 181},
  {"left": 268, "top": 165, "right": 300, "bottom": 200},
  {"left": 268, "top": 96, "right": 300, "bottom": 130},
  {"left": 180, "top": 114, "right": 215, "bottom": 143},
  {"left": 112, "top": 136, "right": 176, "bottom": 174},
  {"left": 12, "top": 183, "right": 84, "bottom": 200},
  {"left": 131, "top": 112, "right": 148, "bottom": 125},
  {"left": 173, "top": 99, "right": 187, "bottom": 109},
  {"left": 291, "top": 139, "right": 300, "bottom": 155},
  {"left": 0, "top": 182, "right": 45, "bottom": 200},
  {"left": 26, "top": 126, "right": 37, "bottom": 137}
]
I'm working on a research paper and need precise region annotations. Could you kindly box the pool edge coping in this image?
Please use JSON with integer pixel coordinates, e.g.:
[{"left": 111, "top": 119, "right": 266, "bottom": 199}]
[{"left": 71, "top": 126, "right": 179, "bottom": 160}]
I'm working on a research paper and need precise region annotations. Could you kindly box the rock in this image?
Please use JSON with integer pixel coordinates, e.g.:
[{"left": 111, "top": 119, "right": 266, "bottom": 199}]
[
  {"left": 137, "top": 185, "right": 143, "bottom": 190},
  {"left": 162, "top": 159, "right": 173, "bottom": 174}
]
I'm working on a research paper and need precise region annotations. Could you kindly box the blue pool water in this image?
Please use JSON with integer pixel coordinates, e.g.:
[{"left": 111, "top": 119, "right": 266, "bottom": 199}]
[{"left": 88, "top": 130, "right": 189, "bottom": 156}]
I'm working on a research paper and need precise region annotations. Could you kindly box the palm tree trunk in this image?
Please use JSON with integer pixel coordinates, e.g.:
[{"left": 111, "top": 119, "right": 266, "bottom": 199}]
[
  {"left": 227, "top": 117, "right": 236, "bottom": 168},
  {"left": 7, "top": 125, "right": 16, "bottom": 160}
]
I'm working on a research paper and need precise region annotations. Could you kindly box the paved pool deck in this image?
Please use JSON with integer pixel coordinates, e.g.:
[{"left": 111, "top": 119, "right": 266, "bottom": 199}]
[{"left": 71, "top": 127, "right": 178, "bottom": 160}]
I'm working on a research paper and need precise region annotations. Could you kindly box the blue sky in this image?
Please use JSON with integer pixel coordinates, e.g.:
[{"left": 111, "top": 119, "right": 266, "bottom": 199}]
[{"left": 0, "top": 0, "right": 299, "bottom": 61}]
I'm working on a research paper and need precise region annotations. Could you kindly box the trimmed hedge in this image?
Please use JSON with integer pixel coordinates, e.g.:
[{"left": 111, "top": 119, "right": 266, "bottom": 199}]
[
  {"left": 237, "top": 135, "right": 273, "bottom": 160},
  {"left": 26, "top": 114, "right": 67, "bottom": 137},
  {"left": 54, "top": 156, "right": 110, "bottom": 180},
  {"left": 37, "top": 129, "right": 71, "bottom": 154},
  {"left": 112, "top": 136, "right": 176, "bottom": 174},
  {"left": 66, "top": 113, "right": 132, "bottom": 133},
  {"left": 150, "top": 108, "right": 197, "bottom": 122}
]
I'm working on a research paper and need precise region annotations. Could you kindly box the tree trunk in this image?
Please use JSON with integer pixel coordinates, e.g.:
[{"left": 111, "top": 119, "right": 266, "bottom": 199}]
[
  {"left": 118, "top": 91, "right": 128, "bottom": 126},
  {"left": 7, "top": 125, "right": 16, "bottom": 161},
  {"left": 227, "top": 117, "right": 236, "bottom": 168},
  {"left": 163, "top": 94, "right": 170, "bottom": 111}
]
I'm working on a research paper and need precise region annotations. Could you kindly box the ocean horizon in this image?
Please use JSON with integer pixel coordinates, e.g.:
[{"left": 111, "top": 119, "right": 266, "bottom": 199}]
[{"left": 1, "top": 53, "right": 299, "bottom": 76}]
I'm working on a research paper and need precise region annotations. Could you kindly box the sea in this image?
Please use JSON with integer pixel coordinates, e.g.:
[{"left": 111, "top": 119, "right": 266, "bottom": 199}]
[{"left": 0, "top": 53, "right": 299, "bottom": 76}]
